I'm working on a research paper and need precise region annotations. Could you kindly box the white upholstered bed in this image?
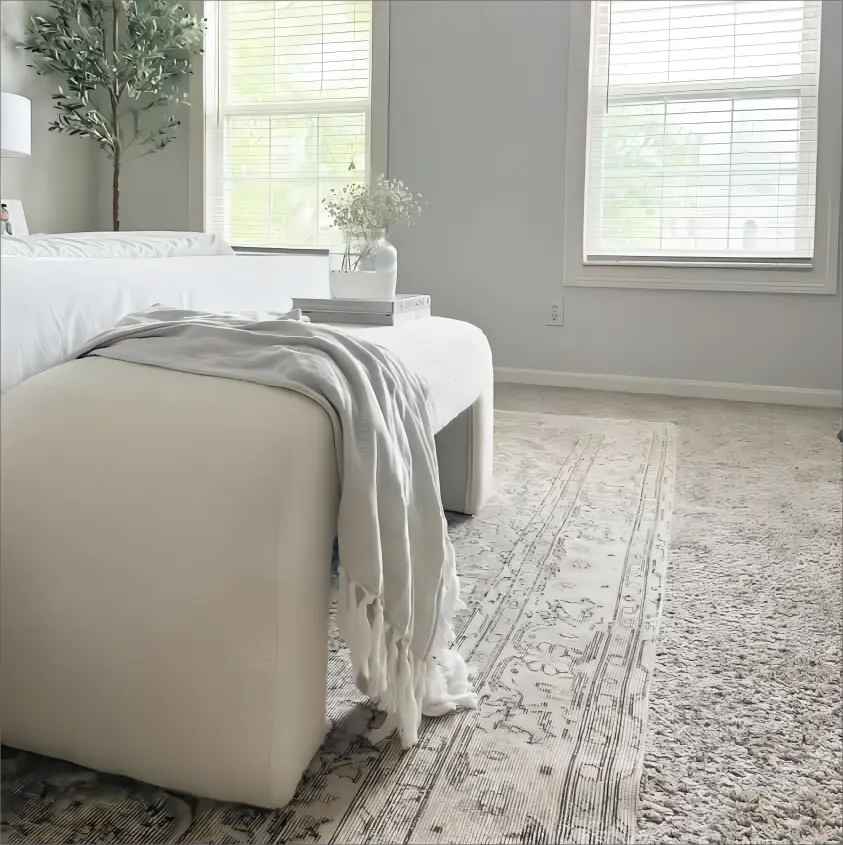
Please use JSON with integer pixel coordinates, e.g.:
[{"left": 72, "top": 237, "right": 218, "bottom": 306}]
[
  {"left": 2, "top": 252, "right": 317, "bottom": 393},
  {"left": 0, "top": 240, "right": 494, "bottom": 807}
]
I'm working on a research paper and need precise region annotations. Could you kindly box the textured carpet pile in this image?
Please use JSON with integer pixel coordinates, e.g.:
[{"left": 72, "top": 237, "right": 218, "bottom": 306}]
[
  {"left": 634, "top": 409, "right": 842, "bottom": 845},
  {"left": 499, "top": 388, "right": 843, "bottom": 845}
]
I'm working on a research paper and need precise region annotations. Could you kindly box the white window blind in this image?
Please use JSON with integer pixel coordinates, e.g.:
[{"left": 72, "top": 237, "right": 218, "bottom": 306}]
[
  {"left": 205, "top": 0, "right": 376, "bottom": 249},
  {"left": 585, "top": 0, "right": 822, "bottom": 266}
]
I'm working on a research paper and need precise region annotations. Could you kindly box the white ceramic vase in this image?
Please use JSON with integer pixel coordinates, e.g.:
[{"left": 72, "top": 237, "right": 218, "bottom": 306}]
[{"left": 329, "top": 269, "right": 397, "bottom": 300}]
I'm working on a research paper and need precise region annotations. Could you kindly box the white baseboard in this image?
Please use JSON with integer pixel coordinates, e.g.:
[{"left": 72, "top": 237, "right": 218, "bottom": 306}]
[{"left": 495, "top": 367, "right": 843, "bottom": 409}]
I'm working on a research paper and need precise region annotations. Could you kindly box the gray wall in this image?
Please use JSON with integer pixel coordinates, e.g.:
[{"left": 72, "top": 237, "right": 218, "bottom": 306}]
[
  {"left": 0, "top": 0, "right": 99, "bottom": 233},
  {"left": 96, "top": 114, "right": 190, "bottom": 232},
  {"left": 110, "top": 0, "right": 843, "bottom": 391},
  {"left": 388, "top": 0, "right": 842, "bottom": 391}
]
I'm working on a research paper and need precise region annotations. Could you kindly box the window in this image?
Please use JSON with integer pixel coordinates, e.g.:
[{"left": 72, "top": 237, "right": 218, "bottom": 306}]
[
  {"left": 564, "top": 0, "right": 841, "bottom": 292},
  {"left": 198, "top": 0, "right": 388, "bottom": 249}
]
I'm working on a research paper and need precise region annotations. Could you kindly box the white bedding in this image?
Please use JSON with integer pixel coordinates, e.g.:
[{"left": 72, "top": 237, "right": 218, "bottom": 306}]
[
  {"left": 0, "top": 254, "right": 329, "bottom": 394},
  {"left": 0, "top": 231, "right": 234, "bottom": 258}
]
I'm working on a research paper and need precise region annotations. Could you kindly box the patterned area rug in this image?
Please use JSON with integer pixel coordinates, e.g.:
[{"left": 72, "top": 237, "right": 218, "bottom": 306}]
[{"left": 1, "top": 411, "right": 676, "bottom": 845}]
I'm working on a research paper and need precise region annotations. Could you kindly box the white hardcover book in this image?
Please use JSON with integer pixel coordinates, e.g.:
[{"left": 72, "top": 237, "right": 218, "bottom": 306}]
[{"left": 293, "top": 294, "right": 430, "bottom": 315}]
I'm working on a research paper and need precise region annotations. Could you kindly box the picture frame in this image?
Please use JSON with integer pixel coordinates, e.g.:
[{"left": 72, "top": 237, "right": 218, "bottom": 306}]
[{"left": 0, "top": 199, "right": 28, "bottom": 237}]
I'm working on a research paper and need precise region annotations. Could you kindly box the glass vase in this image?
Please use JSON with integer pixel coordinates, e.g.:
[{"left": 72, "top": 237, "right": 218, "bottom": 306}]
[{"left": 330, "top": 230, "right": 398, "bottom": 300}]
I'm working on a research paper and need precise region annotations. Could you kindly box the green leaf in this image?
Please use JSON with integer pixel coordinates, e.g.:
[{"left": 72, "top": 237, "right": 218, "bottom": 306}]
[{"left": 23, "top": 0, "right": 203, "bottom": 177}]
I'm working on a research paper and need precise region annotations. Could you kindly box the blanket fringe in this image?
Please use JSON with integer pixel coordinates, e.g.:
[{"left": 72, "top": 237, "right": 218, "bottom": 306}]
[{"left": 337, "top": 554, "right": 477, "bottom": 749}]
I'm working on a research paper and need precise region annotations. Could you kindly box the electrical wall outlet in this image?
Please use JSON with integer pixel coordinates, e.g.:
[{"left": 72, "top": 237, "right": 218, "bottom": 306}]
[{"left": 546, "top": 297, "right": 564, "bottom": 327}]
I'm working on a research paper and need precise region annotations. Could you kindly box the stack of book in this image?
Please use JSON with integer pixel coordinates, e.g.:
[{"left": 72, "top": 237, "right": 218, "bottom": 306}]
[{"left": 292, "top": 294, "right": 431, "bottom": 327}]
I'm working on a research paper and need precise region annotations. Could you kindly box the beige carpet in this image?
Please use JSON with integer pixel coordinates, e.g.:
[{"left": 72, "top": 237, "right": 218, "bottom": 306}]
[
  {"left": 498, "top": 386, "right": 843, "bottom": 845},
  {"left": 1, "top": 410, "right": 676, "bottom": 844}
]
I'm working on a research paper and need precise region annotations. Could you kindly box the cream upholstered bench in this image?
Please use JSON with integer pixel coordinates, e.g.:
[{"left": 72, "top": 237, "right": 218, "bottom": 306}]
[{"left": 0, "top": 317, "right": 492, "bottom": 809}]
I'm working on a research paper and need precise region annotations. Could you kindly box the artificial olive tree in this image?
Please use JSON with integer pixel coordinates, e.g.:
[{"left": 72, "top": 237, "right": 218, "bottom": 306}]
[{"left": 23, "top": 0, "right": 203, "bottom": 230}]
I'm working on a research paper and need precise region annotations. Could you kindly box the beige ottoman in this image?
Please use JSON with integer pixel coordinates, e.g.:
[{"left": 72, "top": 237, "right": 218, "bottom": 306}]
[
  {"left": 1, "top": 359, "right": 339, "bottom": 808},
  {"left": 0, "top": 317, "right": 494, "bottom": 808}
]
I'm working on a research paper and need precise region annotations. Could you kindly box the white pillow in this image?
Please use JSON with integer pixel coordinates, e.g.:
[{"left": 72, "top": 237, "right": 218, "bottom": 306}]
[{"left": 0, "top": 231, "right": 235, "bottom": 259}]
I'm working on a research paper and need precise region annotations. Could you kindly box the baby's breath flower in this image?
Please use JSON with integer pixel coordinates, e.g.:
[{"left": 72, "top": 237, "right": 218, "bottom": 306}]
[
  {"left": 323, "top": 175, "right": 425, "bottom": 241},
  {"left": 323, "top": 175, "right": 426, "bottom": 270}
]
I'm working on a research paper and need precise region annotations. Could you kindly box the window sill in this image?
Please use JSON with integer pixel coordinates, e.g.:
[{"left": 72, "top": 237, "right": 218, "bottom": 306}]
[
  {"left": 584, "top": 258, "right": 814, "bottom": 271},
  {"left": 563, "top": 273, "right": 837, "bottom": 295}
]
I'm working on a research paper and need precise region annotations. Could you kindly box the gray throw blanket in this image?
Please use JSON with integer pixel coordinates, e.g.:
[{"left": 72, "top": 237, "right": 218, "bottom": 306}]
[{"left": 69, "top": 306, "right": 476, "bottom": 747}]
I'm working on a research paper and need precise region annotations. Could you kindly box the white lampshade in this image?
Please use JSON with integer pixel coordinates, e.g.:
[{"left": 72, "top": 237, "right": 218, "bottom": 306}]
[{"left": 1, "top": 93, "right": 32, "bottom": 158}]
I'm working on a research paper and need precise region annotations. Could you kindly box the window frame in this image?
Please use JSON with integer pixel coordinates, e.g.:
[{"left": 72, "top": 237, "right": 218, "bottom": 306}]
[
  {"left": 563, "top": 0, "right": 842, "bottom": 294},
  {"left": 188, "top": 0, "right": 390, "bottom": 249}
]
